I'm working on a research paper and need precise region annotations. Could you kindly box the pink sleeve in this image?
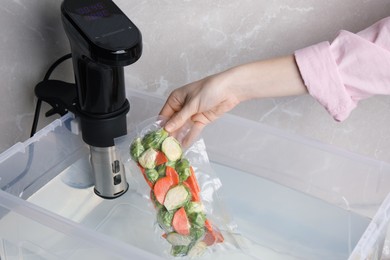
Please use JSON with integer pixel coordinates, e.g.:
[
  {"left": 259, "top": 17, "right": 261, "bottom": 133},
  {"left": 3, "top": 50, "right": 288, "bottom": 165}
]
[{"left": 294, "top": 17, "right": 390, "bottom": 121}]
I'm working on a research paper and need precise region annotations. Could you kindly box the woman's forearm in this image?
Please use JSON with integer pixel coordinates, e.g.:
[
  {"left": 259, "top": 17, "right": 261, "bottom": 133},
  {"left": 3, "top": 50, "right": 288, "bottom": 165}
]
[
  {"left": 160, "top": 54, "right": 308, "bottom": 139},
  {"left": 217, "top": 54, "right": 308, "bottom": 102}
]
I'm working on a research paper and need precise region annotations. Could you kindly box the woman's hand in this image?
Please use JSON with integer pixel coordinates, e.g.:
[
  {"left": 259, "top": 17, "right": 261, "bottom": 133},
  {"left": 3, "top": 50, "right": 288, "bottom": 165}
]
[
  {"left": 159, "top": 54, "right": 307, "bottom": 145},
  {"left": 159, "top": 72, "right": 240, "bottom": 145}
]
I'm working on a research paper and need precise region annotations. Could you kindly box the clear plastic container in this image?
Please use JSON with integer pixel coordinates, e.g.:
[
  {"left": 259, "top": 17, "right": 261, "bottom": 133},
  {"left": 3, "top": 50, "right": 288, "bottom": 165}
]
[{"left": 0, "top": 90, "right": 390, "bottom": 259}]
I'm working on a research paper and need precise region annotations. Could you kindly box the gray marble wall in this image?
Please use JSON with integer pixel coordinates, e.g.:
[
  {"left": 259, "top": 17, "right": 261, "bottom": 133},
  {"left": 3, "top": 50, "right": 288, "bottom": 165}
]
[{"left": 1, "top": 0, "right": 390, "bottom": 163}]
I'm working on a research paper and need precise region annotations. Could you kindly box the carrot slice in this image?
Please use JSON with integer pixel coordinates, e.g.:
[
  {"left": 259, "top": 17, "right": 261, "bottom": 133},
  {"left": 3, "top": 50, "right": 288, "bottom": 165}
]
[
  {"left": 172, "top": 207, "right": 190, "bottom": 236},
  {"left": 183, "top": 166, "right": 201, "bottom": 201},
  {"left": 189, "top": 167, "right": 201, "bottom": 193},
  {"left": 183, "top": 182, "right": 200, "bottom": 202},
  {"left": 154, "top": 176, "right": 174, "bottom": 204},
  {"left": 205, "top": 219, "right": 213, "bottom": 232},
  {"left": 138, "top": 164, "right": 153, "bottom": 189},
  {"left": 166, "top": 166, "right": 180, "bottom": 185},
  {"left": 203, "top": 220, "right": 224, "bottom": 245},
  {"left": 155, "top": 151, "right": 168, "bottom": 166}
]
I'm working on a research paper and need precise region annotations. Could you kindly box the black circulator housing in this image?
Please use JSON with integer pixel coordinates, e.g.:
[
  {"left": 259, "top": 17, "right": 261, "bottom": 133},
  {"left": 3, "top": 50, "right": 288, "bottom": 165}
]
[
  {"left": 61, "top": 0, "right": 142, "bottom": 147},
  {"left": 35, "top": 0, "right": 142, "bottom": 199}
]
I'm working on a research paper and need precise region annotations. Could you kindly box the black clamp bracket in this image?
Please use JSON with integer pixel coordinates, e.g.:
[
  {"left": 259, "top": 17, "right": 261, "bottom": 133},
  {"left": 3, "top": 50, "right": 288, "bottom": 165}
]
[
  {"left": 34, "top": 79, "right": 78, "bottom": 117},
  {"left": 34, "top": 79, "right": 129, "bottom": 147}
]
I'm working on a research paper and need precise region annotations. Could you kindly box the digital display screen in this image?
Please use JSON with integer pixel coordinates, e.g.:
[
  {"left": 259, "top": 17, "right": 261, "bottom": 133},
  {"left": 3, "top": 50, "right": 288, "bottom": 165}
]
[
  {"left": 64, "top": 0, "right": 130, "bottom": 40},
  {"left": 75, "top": 2, "right": 110, "bottom": 22},
  {"left": 62, "top": 0, "right": 141, "bottom": 54}
]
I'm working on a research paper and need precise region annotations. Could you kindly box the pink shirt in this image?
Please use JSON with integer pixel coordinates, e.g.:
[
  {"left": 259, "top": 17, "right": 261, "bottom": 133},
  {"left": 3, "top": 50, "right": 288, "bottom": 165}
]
[{"left": 294, "top": 17, "right": 390, "bottom": 121}]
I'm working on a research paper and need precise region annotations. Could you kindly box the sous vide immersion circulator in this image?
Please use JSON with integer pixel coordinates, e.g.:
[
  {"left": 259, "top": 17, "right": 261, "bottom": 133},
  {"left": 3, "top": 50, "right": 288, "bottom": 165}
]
[{"left": 47, "top": 0, "right": 142, "bottom": 198}]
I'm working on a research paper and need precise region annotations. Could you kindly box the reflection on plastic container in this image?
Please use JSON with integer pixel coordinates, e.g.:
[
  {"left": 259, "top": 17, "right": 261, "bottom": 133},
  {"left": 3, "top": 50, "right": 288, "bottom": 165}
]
[{"left": 19, "top": 157, "right": 370, "bottom": 259}]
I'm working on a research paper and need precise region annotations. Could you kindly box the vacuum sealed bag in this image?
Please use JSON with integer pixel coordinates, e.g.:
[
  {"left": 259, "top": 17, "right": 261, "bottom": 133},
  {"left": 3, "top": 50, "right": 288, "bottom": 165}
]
[{"left": 115, "top": 117, "right": 242, "bottom": 258}]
